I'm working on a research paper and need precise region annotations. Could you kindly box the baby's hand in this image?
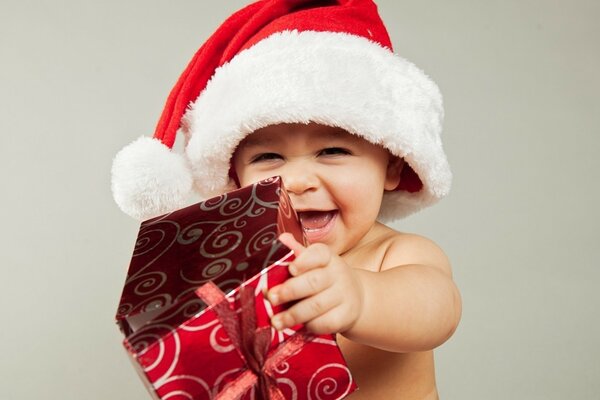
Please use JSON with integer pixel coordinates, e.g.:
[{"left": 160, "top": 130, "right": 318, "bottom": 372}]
[{"left": 267, "top": 233, "right": 364, "bottom": 335}]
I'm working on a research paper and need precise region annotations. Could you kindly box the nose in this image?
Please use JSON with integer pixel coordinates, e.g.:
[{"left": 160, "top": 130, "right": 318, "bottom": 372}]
[{"left": 281, "top": 161, "right": 319, "bottom": 195}]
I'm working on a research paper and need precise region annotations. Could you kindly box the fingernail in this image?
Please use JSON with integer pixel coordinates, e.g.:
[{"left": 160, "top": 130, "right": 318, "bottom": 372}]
[
  {"left": 268, "top": 291, "right": 279, "bottom": 306},
  {"left": 289, "top": 264, "right": 297, "bottom": 276},
  {"left": 271, "top": 315, "right": 284, "bottom": 330}
]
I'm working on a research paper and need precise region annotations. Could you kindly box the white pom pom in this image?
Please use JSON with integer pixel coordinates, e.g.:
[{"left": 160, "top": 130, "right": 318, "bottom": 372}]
[{"left": 111, "top": 137, "right": 193, "bottom": 220}]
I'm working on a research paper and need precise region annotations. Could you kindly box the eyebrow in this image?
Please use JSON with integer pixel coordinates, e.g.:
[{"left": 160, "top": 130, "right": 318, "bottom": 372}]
[
  {"left": 239, "top": 136, "right": 275, "bottom": 148},
  {"left": 241, "top": 127, "right": 353, "bottom": 149}
]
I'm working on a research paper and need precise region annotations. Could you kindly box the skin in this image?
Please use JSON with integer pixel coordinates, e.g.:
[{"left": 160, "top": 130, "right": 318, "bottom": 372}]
[{"left": 232, "top": 123, "right": 462, "bottom": 399}]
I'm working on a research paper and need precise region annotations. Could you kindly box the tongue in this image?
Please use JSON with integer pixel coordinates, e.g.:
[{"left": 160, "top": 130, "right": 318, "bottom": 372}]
[{"left": 298, "top": 211, "right": 335, "bottom": 230}]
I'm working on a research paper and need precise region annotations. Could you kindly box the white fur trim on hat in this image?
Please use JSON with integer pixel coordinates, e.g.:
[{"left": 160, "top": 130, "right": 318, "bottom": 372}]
[
  {"left": 111, "top": 136, "right": 194, "bottom": 220},
  {"left": 183, "top": 30, "right": 451, "bottom": 221}
]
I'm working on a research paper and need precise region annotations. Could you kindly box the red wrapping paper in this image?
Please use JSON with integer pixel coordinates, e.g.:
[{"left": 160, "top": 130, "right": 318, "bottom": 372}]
[{"left": 115, "top": 177, "right": 357, "bottom": 399}]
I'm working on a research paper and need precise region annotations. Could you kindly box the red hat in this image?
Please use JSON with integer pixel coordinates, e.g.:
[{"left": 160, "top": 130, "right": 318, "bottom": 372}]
[{"left": 111, "top": 0, "right": 451, "bottom": 221}]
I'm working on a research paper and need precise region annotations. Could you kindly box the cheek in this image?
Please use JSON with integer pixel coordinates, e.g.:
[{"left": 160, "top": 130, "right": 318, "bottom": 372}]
[
  {"left": 234, "top": 169, "right": 253, "bottom": 187},
  {"left": 332, "top": 172, "right": 381, "bottom": 206},
  {"left": 231, "top": 156, "right": 254, "bottom": 187},
  {"left": 337, "top": 160, "right": 388, "bottom": 190},
  {"left": 333, "top": 163, "right": 386, "bottom": 210},
  {"left": 232, "top": 164, "right": 272, "bottom": 188}
]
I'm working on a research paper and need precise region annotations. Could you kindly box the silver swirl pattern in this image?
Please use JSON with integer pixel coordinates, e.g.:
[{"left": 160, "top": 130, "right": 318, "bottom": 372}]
[
  {"left": 117, "top": 302, "right": 133, "bottom": 316},
  {"left": 275, "top": 377, "right": 298, "bottom": 400},
  {"left": 126, "top": 220, "right": 181, "bottom": 285},
  {"left": 133, "top": 293, "right": 172, "bottom": 315},
  {"left": 244, "top": 223, "right": 278, "bottom": 257},
  {"left": 307, "top": 363, "right": 354, "bottom": 400},
  {"left": 176, "top": 225, "right": 205, "bottom": 245},
  {"left": 132, "top": 228, "right": 167, "bottom": 257},
  {"left": 179, "top": 258, "right": 232, "bottom": 285},
  {"left": 199, "top": 194, "right": 227, "bottom": 211},
  {"left": 209, "top": 323, "right": 235, "bottom": 353},
  {"left": 212, "top": 368, "right": 247, "bottom": 398},
  {"left": 132, "top": 271, "right": 168, "bottom": 296},
  {"left": 150, "top": 297, "right": 204, "bottom": 325},
  {"left": 157, "top": 375, "right": 212, "bottom": 400},
  {"left": 199, "top": 229, "right": 243, "bottom": 259},
  {"left": 128, "top": 323, "right": 180, "bottom": 384}
]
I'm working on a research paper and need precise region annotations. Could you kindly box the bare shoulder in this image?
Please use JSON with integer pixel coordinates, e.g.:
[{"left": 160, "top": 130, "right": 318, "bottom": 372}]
[
  {"left": 344, "top": 223, "right": 452, "bottom": 277},
  {"left": 379, "top": 226, "right": 452, "bottom": 277}
]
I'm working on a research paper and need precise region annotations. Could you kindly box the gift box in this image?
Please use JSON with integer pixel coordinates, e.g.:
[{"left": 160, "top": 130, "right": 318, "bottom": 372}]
[{"left": 115, "top": 176, "right": 357, "bottom": 399}]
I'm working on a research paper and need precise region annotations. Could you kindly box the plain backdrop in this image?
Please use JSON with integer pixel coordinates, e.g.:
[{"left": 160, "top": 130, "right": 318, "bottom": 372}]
[{"left": 1, "top": 1, "right": 598, "bottom": 399}]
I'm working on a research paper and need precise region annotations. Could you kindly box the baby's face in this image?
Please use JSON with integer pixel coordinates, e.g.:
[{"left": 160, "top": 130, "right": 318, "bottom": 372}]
[{"left": 232, "top": 123, "right": 401, "bottom": 255}]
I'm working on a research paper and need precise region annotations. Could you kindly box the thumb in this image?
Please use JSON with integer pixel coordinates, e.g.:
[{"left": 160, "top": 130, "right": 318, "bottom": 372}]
[{"left": 278, "top": 232, "right": 306, "bottom": 256}]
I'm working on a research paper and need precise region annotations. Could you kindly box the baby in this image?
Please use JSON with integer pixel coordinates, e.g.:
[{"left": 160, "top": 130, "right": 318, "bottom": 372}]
[
  {"left": 232, "top": 122, "right": 460, "bottom": 399},
  {"left": 112, "top": 1, "right": 461, "bottom": 398}
]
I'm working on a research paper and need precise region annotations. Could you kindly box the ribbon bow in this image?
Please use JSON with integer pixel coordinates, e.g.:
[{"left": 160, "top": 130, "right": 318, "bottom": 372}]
[{"left": 196, "top": 281, "right": 312, "bottom": 400}]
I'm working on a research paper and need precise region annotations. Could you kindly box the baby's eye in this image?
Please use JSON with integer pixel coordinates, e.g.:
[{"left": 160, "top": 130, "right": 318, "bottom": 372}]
[
  {"left": 319, "top": 147, "right": 351, "bottom": 156},
  {"left": 251, "top": 152, "right": 283, "bottom": 163}
]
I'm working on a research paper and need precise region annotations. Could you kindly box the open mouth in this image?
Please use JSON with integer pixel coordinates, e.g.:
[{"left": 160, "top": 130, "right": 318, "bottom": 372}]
[{"left": 297, "top": 210, "right": 337, "bottom": 242}]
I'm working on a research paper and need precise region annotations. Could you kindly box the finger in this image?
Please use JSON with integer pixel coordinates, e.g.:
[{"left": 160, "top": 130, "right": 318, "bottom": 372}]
[
  {"left": 305, "top": 304, "right": 346, "bottom": 335},
  {"left": 290, "top": 243, "right": 332, "bottom": 275},
  {"left": 279, "top": 233, "right": 305, "bottom": 256},
  {"left": 268, "top": 268, "right": 332, "bottom": 306},
  {"left": 271, "top": 289, "right": 339, "bottom": 331}
]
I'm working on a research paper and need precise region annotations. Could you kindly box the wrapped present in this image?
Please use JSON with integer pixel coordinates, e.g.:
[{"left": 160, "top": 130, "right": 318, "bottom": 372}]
[{"left": 115, "top": 176, "right": 357, "bottom": 399}]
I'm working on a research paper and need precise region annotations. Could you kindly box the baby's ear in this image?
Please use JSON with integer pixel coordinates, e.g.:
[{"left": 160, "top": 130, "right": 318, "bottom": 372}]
[{"left": 384, "top": 156, "right": 404, "bottom": 191}]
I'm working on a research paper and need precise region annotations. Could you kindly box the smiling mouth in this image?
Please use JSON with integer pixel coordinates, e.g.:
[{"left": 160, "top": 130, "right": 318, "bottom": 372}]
[{"left": 297, "top": 210, "right": 337, "bottom": 241}]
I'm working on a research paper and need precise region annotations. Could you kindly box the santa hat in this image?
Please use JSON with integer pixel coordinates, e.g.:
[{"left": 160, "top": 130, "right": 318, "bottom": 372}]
[{"left": 111, "top": 0, "right": 451, "bottom": 221}]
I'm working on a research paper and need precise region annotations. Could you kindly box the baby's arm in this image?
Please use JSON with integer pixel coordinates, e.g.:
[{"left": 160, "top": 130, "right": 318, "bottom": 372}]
[
  {"left": 267, "top": 232, "right": 461, "bottom": 353},
  {"left": 343, "top": 233, "right": 461, "bottom": 352}
]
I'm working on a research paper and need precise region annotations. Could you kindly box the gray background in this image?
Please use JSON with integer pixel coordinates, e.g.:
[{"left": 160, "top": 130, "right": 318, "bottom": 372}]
[{"left": 1, "top": 1, "right": 598, "bottom": 399}]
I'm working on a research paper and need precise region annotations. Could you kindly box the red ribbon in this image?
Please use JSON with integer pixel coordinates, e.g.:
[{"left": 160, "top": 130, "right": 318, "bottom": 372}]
[{"left": 196, "top": 282, "right": 312, "bottom": 400}]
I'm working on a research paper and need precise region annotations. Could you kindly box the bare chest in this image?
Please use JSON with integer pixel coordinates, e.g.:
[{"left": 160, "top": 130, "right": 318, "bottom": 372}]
[{"left": 337, "top": 336, "right": 438, "bottom": 399}]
